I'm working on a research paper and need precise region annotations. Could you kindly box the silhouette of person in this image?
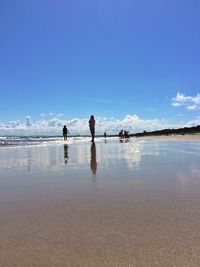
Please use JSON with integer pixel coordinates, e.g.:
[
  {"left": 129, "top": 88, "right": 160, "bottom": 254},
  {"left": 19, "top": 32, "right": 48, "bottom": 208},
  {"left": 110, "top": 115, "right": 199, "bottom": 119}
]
[
  {"left": 63, "top": 144, "right": 69, "bottom": 164},
  {"left": 63, "top": 125, "right": 70, "bottom": 141},
  {"left": 104, "top": 132, "right": 107, "bottom": 143},
  {"left": 89, "top": 115, "right": 95, "bottom": 142},
  {"left": 119, "top": 130, "right": 123, "bottom": 139},
  {"left": 124, "top": 130, "right": 130, "bottom": 138},
  {"left": 90, "top": 142, "right": 97, "bottom": 175}
]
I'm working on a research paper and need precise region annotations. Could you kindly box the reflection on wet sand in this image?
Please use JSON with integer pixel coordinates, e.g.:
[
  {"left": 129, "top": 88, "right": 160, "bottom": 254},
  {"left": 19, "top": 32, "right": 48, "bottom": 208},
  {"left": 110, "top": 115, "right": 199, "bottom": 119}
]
[
  {"left": 90, "top": 142, "right": 97, "bottom": 175},
  {"left": 119, "top": 138, "right": 130, "bottom": 143},
  {"left": 0, "top": 138, "right": 143, "bottom": 173},
  {"left": 1, "top": 138, "right": 199, "bottom": 178},
  {"left": 63, "top": 144, "right": 69, "bottom": 164}
]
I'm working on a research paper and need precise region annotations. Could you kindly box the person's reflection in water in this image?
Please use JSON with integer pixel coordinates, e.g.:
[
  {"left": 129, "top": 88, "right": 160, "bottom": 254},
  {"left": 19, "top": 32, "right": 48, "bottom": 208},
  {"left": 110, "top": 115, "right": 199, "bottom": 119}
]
[
  {"left": 90, "top": 142, "right": 97, "bottom": 176},
  {"left": 64, "top": 144, "right": 69, "bottom": 164}
]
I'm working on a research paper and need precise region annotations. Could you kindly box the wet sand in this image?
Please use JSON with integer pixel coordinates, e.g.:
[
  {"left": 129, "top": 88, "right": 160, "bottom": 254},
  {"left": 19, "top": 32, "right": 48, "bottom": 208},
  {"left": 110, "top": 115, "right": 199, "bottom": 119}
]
[{"left": 1, "top": 138, "right": 200, "bottom": 266}]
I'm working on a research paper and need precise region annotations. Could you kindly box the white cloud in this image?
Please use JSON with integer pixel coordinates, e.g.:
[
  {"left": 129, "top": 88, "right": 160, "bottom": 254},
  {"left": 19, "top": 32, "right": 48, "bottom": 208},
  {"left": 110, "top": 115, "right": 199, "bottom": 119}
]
[
  {"left": 41, "top": 112, "right": 64, "bottom": 118},
  {"left": 187, "top": 105, "right": 198, "bottom": 110},
  {"left": 35, "top": 119, "right": 48, "bottom": 127},
  {"left": 6, "top": 120, "right": 20, "bottom": 128},
  {"left": 186, "top": 116, "right": 200, "bottom": 127},
  {"left": 172, "top": 92, "right": 200, "bottom": 110},
  {"left": 171, "top": 102, "right": 182, "bottom": 107},
  {"left": 26, "top": 116, "right": 32, "bottom": 127},
  {"left": 0, "top": 114, "right": 190, "bottom": 136},
  {"left": 48, "top": 118, "right": 63, "bottom": 128}
]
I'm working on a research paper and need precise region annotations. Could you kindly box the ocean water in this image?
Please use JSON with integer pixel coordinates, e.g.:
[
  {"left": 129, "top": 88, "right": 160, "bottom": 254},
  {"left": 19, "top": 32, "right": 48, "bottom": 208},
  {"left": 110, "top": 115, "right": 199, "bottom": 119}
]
[{"left": 0, "top": 135, "right": 65, "bottom": 146}]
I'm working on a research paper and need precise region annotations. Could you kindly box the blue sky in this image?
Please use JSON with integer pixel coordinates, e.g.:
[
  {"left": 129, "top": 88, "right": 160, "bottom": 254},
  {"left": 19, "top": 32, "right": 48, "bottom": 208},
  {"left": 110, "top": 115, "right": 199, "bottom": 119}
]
[{"left": 0, "top": 0, "right": 200, "bottom": 135}]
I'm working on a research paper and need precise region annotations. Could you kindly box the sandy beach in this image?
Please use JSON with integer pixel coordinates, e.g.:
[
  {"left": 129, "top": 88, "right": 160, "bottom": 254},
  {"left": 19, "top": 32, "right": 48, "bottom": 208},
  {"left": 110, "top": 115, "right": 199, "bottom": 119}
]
[
  {"left": 134, "top": 134, "right": 200, "bottom": 142},
  {"left": 0, "top": 137, "right": 200, "bottom": 266}
]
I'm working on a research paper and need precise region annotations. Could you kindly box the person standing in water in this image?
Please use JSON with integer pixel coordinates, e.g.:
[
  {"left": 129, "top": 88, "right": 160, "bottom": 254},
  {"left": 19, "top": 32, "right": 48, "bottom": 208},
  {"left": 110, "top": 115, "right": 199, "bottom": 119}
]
[
  {"left": 89, "top": 115, "right": 95, "bottom": 142},
  {"left": 63, "top": 125, "right": 70, "bottom": 141}
]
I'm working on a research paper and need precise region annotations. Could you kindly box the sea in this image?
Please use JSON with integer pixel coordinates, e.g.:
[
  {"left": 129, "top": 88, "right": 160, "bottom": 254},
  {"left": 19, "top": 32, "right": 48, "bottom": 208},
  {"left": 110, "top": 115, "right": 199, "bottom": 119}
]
[{"left": 0, "top": 135, "right": 80, "bottom": 146}]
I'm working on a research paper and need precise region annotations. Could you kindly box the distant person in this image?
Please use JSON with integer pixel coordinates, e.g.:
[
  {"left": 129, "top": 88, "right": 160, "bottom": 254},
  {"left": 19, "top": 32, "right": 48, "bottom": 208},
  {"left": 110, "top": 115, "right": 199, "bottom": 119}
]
[
  {"left": 104, "top": 132, "right": 107, "bottom": 143},
  {"left": 119, "top": 130, "right": 123, "bottom": 139},
  {"left": 90, "top": 142, "right": 97, "bottom": 175},
  {"left": 63, "top": 125, "right": 70, "bottom": 141},
  {"left": 89, "top": 115, "right": 95, "bottom": 142}
]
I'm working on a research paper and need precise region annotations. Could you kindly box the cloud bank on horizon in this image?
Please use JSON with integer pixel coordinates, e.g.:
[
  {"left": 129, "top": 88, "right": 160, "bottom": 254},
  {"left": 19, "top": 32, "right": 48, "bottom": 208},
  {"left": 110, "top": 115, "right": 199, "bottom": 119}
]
[
  {"left": 1, "top": 114, "right": 199, "bottom": 136},
  {"left": 0, "top": 114, "right": 198, "bottom": 137},
  {"left": 1, "top": 92, "right": 199, "bottom": 136},
  {"left": 0, "top": 115, "right": 173, "bottom": 136}
]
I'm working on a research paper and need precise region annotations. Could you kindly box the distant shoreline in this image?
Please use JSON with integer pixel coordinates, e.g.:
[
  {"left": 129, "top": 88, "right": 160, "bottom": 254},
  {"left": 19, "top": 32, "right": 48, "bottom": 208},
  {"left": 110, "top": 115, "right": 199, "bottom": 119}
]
[{"left": 132, "top": 134, "right": 200, "bottom": 141}]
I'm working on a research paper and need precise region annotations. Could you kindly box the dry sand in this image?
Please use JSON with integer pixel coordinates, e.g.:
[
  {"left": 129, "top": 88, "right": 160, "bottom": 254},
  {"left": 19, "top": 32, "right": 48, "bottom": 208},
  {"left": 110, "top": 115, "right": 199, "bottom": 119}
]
[{"left": 0, "top": 138, "right": 200, "bottom": 267}]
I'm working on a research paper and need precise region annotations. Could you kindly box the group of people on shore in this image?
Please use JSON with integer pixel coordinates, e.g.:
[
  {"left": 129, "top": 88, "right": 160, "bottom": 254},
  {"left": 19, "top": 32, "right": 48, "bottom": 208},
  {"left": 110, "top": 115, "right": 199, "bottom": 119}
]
[
  {"left": 63, "top": 115, "right": 130, "bottom": 141},
  {"left": 63, "top": 115, "right": 96, "bottom": 142},
  {"left": 118, "top": 129, "right": 130, "bottom": 139}
]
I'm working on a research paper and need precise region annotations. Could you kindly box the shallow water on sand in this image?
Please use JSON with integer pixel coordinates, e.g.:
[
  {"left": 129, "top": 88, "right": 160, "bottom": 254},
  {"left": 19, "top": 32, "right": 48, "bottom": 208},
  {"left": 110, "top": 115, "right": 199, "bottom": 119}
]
[
  {"left": 0, "top": 137, "right": 199, "bottom": 182},
  {"left": 1, "top": 138, "right": 200, "bottom": 267}
]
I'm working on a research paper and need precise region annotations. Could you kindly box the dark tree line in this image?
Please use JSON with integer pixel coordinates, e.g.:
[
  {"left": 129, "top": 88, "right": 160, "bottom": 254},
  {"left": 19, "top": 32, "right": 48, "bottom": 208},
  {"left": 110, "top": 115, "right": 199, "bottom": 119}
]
[{"left": 131, "top": 125, "right": 200, "bottom": 137}]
